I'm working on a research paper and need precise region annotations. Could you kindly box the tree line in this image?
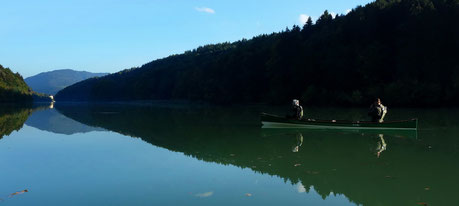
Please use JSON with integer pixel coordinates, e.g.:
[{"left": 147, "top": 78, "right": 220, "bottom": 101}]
[{"left": 56, "top": 0, "right": 459, "bottom": 107}]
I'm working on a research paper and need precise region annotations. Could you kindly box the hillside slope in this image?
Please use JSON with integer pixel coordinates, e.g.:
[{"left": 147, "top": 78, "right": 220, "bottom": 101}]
[
  {"left": 25, "top": 69, "right": 109, "bottom": 95},
  {"left": 56, "top": 0, "right": 459, "bottom": 106},
  {"left": 0, "top": 64, "right": 34, "bottom": 102},
  {"left": 0, "top": 64, "right": 52, "bottom": 102}
]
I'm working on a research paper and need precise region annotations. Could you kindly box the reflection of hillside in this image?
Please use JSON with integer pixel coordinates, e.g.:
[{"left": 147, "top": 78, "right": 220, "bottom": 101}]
[
  {"left": 0, "top": 105, "right": 36, "bottom": 139},
  {"left": 56, "top": 104, "right": 459, "bottom": 206},
  {"left": 25, "top": 108, "right": 104, "bottom": 135}
]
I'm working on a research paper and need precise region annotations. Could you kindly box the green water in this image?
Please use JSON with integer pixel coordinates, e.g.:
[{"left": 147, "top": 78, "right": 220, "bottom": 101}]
[{"left": 0, "top": 103, "right": 458, "bottom": 205}]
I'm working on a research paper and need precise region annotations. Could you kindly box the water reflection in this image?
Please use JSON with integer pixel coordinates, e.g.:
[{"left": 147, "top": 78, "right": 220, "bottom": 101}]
[
  {"left": 1, "top": 104, "right": 458, "bottom": 205},
  {"left": 0, "top": 103, "right": 104, "bottom": 137},
  {"left": 376, "top": 134, "right": 387, "bottom": 158},
  {"left": 25, "top": 106, "right": 104, "bottom": 135},
  {"left": 292, "top": 133, "right": 303, "bottom": 153},
  {"left": 51, "top": 103, "right": 459, "bottom": 206},
  {"left": 0, "top": 104, "right": 45, "bottom": 139}
]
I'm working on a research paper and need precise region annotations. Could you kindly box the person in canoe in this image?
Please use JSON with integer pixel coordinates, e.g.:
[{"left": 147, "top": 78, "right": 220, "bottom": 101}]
[
  {"left": 289, "top": 99, "right": 304, "bottom": 120},
  {"left": 368, "top": 98, "right": 387, "bottom": 122}
]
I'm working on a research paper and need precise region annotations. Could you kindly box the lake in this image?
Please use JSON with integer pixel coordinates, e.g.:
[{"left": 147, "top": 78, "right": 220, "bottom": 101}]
[{"left": 0, "top": 103, "right": 458, "bottom": 205}]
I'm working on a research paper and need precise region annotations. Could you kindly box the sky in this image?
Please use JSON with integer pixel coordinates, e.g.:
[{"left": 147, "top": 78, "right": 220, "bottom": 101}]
[{"left": 0, "top": 0, "right": 373, "bottom": 78}]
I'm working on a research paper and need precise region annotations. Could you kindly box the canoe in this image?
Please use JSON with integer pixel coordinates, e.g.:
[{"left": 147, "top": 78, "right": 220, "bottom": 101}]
[
  {"left": 261, "top": 128, "right": 418, "bottom": 139},
  {"left": 261, "top": 113, "right": 418, "bottom": 130}
]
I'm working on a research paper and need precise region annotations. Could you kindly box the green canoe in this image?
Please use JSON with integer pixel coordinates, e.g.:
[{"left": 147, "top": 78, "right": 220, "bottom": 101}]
[{"left": 261, "top": 113, "right": 418, "bottom": 130}]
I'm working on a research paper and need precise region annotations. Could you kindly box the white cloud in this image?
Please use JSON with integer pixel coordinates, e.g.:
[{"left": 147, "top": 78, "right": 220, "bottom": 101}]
[
  {"left": 346, "top": 9, "right": 352, "bottom": 14},
  {"left": 195, "top": 191, "right": 214, "bottom": 198},
  {"left": 195, "top": 7, "right": 215, "bottom": 14},
  {"left": 330, "top": 12, "right": 337, "bottom": 18},
  {"left": 299, "top": 14, "right": 310, "bottom": 25},
  {"left": 296, "top": 183, "right": 306, "bottom": 193}
]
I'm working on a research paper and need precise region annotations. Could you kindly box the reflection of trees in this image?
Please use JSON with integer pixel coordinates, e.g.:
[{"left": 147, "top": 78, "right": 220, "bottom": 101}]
[
  {"left": 0, "top": 106, "right": 33, "bottom": 139},
  {"left": 55, "top": 104, "right": 459, "bottom": 206},
  {"left": 0, "top": 104, "right": 52, "bottom": 139}
]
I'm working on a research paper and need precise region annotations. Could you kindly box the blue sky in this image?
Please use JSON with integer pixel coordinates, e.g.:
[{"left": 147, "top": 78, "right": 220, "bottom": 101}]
[{"left": 0, "top": 0, "right": 373, "bottom": 77}]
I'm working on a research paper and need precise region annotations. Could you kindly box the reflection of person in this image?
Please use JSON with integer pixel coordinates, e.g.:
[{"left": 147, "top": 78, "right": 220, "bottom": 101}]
[
  {"left": 9, "top": 189, "right": 28, "bottom": 198},
  {"left": 376, "top": 134, "right": 387, "bottom": 158},
  {"left": 290, "top": 99, "right": 303, "bottom": 120},
  {"left": 368, "top": 98, "right": 387, "bottom": 123},
  {"left": 292, "top": 133, "right": 304, "bottom": 152}
]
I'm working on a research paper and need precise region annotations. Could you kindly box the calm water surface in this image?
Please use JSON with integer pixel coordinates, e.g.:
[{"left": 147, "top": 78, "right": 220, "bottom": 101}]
[{"left": 0, "top": 103, "right": 458, "bottom": 206}]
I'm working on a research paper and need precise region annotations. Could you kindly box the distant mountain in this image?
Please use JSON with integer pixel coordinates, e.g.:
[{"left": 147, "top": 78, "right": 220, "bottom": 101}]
[
  {"left": 0, "top": 64, "right": 50, "bottom": 102},
  {"left": 25, "top": 69, "right": 109, "bottom": 95},
  {"left": 56, "top": 0, "right": 459, "bottom": 106}
]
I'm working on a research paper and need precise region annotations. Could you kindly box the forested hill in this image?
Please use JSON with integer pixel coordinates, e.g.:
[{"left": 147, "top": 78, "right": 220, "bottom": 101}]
[
  {"left": 25, "top": 69, "right": 109, "bottom": 95},
  {"left": 0, "top": 65, "right": 51, "bottom": 102},
  {"left": 56, "top": 0, "right": 459, "bottom": 106},
  {"left": 0, "top": 64, "right": 35, "bottom": 102}
]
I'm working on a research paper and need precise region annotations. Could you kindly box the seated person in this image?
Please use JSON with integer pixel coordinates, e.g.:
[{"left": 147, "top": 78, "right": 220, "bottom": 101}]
[
  {"left": 290, "top": 99, "right": 303, "bottom": 120},
  {"left": 368, "top": 98, "right": 387, "bottom": 122}
]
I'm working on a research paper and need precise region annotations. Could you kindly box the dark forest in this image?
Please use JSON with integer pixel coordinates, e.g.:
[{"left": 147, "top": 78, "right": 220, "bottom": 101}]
[{"left": 56, "top": 0, "right": 459, "bottom": 106}]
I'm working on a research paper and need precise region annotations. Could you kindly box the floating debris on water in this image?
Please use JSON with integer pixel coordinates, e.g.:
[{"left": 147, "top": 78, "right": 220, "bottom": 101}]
[
  {"left": 416, "top": 202, "right": 428, "bottom": 206},
  {"left": 294, "top": 164, "right": 301, "bottom": 167},
  {"left": 245, "top": 193, "right": 252, "bottom": 197},
  {"left": 195, "top": 191, "right": 214, "bottom": 198},
  {"left": 9, "top": 189, "right": 28, "bottom": 198},
  {"left": 424, "top": 187, "right": 430, "bottom": 191},
  {"left": 229, "top": 154, "right": 235, "bottom": 156}
]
